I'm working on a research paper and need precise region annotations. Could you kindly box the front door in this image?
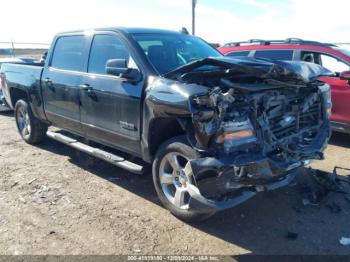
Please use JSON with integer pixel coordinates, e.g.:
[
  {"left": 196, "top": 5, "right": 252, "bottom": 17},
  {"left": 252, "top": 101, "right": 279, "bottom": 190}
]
[
  {"left": 79, "top": 33, "right": 143, "bottom": 155},
  {"left": 319, "top": 76, "right": 350, "bottom": 125}
]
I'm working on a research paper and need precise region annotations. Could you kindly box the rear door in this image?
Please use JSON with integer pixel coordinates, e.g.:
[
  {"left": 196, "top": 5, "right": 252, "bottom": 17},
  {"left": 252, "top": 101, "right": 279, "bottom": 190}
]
[
  {"left": 300, "top": 51, "right": 350, "bottom": 125},
  {"left": 79, "top": 33, "right": 144, "bottom": 155},
  {"left": 42, "top": 35, "right": 89, "bottom": 134}
]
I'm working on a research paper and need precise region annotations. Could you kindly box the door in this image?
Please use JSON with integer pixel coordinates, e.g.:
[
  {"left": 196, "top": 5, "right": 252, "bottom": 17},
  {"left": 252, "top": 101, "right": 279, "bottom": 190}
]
[
  {"left": 319, "top": 76, "right": 350, "bottom": 125},
  {"left": 42, "top": 35, "right": 89, "bottom": 134},
  {"left": 300, "top": 51, "right": 350, "bottom": 125},
  {"left": 79, "top": 33, "right": 143, "bottom": 154}
]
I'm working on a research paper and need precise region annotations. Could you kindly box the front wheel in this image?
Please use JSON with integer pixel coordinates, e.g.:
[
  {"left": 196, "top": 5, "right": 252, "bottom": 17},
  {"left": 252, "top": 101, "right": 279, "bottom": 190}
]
[
  {"left": 152, "top": 136, "right": 215, "bottom": 222},
  {"left": 15, "top": 99, "right": 47, "bottom": 144}
]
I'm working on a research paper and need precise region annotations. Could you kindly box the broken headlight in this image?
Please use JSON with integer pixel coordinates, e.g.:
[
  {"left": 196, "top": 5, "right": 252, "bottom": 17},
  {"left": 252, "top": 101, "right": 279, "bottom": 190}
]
[
  {"left": 319, "top": 84, "right": 332, "bottom": 118},
  {"left": 215, "top": 119, "right": 257, "bottom": 153}
]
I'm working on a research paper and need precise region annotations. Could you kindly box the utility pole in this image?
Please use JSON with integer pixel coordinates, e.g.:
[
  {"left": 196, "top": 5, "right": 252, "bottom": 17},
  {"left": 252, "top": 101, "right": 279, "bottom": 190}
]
[
  {"left": 11, "top": 40, "right": 15, "bottom": 57},
  {"left": 192, "top": 0, "right": 197, "bottom": 35}
]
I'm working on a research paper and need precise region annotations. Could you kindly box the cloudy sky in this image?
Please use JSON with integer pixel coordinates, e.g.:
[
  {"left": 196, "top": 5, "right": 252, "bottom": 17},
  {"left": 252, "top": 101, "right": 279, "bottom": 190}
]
[{"left": 1, "top": 0, "right": 349, "bottom": 45}]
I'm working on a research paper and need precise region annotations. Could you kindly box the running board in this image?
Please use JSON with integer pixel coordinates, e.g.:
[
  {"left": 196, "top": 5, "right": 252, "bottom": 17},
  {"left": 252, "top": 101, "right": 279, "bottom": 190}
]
[{"left": 46, "top": 131, "right": 144, "bottom": 174}]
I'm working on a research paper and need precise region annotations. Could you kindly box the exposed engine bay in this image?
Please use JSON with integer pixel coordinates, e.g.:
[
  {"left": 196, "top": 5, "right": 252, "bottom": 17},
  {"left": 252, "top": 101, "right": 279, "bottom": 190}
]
[
  {"left": 147, "top": 57, "right": 332, "bottom": 211},
  {"left": 148, "top": 57, "right": 332, "bottom": 211},
  {"left": 191, "top": 79, "right": 328, "bottom": 162}
]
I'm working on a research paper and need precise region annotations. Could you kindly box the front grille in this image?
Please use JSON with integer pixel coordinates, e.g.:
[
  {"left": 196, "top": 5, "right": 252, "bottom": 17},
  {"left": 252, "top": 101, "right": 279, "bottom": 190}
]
[{"left": 267, "top": 96, "right": 322, "bottom": 140}]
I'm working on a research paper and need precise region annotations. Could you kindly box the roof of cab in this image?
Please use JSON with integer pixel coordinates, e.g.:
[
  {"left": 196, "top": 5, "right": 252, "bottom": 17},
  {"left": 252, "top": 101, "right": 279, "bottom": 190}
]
[{"left": 56, "top": 27, "right": 182, "bottom": 36}]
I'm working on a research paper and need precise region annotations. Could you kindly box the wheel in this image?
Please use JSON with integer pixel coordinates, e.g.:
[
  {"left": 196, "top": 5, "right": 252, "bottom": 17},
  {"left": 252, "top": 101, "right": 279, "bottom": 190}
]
[
  {"left": 152, "top": 136, "right": 216, "bottom": 222},
  {"left": 15, "top": 99, "right": 47, "bottom": 144}
]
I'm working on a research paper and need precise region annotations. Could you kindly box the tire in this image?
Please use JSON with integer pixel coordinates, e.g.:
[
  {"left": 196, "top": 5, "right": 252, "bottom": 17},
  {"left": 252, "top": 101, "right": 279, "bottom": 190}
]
[
  {"left": 15, "top": 99, "right": 47, "bottom": 144},
  {"left": 152, "top": 136, "right": 216, "bottom": 222}
]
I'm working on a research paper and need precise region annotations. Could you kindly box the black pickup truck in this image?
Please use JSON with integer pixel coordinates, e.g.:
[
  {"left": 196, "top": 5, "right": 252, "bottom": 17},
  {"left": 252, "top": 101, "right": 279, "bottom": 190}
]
[{"left": 0, "top": 28, "right": 332, "bottom": 221}]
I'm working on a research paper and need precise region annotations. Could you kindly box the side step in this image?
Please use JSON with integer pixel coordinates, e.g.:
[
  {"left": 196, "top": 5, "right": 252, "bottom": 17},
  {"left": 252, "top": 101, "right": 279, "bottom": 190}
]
[{"left": 46, "top": 131, "right": 144, "bottom": 174}]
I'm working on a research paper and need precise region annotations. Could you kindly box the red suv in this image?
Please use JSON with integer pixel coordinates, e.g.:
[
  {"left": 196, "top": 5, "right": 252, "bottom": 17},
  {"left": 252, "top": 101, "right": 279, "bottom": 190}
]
[{"left": 218, "top": 38, "right": 350, "bottom": 134}]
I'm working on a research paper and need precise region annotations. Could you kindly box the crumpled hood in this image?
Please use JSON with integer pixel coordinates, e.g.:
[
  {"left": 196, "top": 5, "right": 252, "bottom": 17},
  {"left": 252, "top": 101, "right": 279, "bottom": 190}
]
[{"left": 164, "top": 56, "right": 333, "bottom": 84}]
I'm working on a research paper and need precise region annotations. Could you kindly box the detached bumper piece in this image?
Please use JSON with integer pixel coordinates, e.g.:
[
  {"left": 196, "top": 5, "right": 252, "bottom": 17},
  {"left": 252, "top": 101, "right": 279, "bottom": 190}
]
[
  {"left": 188, "top": 188, "right": 257, "bottom": 213},
  {"left": 185, "top": 154, "right": 299, "bottom": 213},
  {"left": 188, "top": 170, "right": 296, "bottom": 213}
]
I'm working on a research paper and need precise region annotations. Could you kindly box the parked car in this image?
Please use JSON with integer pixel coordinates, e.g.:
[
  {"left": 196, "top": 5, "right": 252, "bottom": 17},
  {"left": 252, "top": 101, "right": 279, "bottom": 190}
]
[
  {"left": 0, "top": 29, "right": 332, "bottom": 221},
  {"left": 0, "top": 57, "right": 38, "bottom": 111},
  {"left": 218, "top": 38, "right": 350, "bottom": 134}
]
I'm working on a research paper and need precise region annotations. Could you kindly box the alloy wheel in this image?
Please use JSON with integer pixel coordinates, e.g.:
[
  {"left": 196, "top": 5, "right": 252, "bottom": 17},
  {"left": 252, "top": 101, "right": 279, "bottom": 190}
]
[
  {"left": 159, "top": 152, "right": 198, "bottom": 210},
  {"left": 17, "top": 106, "right": 31, "bottom": 139}
]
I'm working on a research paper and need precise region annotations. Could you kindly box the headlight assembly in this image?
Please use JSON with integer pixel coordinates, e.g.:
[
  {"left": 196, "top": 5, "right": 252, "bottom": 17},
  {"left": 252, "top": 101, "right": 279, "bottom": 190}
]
[{"left": 215, "top": 119, "right": 257, "bottom": 153}]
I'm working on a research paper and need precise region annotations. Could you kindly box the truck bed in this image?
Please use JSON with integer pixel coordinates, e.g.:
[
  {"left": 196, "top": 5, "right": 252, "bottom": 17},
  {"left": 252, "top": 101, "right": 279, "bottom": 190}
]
[{"left": 1, "top": 63, "right": 44, "bottom": 109}]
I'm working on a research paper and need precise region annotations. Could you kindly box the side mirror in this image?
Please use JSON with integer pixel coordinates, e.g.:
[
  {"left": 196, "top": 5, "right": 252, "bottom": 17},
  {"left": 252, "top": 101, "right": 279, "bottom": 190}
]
[
  {"left": 106, "top": 59, "right": 141, "bottom": 82},
  {"left": 340, "top": 71, "right": 350, "bottom": 81}
]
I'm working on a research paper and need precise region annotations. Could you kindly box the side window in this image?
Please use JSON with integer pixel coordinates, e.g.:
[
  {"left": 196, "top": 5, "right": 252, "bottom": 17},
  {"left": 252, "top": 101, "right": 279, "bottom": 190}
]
[
  {"left": 226, "top": 51, "right": 250, "bottom": 57},
  {"left": 320, "top": 54, "right": 349, "bottom": 73},
  {"left": 255, "top": 50, "right": 293, "bottom": 60},
  {"left": 88, "top": 35, "right": 132, "bottom": 75},
  {"left": 51, "top": 36, "right": 86, "bottom": 71},
  {"left": 301, "top": 51, "right": 349, "bottom": 73},
  {"left": 301, "top": 51, "right": 321, "bottom": 64}
]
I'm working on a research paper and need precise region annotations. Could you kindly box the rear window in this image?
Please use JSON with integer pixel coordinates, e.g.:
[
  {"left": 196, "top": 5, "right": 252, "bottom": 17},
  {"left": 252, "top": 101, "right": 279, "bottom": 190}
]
[
  {"left": 254, "top": 50, "right": 293, "bottom": 61},
  {"left": 226, "top": 51, "right": 250, "bottom": 57},
  {"left": 51, "top": 36, "right": 85, "bottom": 71}
]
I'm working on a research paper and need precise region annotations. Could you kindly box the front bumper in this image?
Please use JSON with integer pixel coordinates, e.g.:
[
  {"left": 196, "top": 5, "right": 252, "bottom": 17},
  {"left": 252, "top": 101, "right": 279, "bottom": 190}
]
[
  {"left": 186, "top": 124, "right": 331, "bottom": 213},
  {"left": 186, "top": 155, "right": 300, "bottom": 213},
  {"left": 187, "top": 172, "right": 297, "bottom": 213}
]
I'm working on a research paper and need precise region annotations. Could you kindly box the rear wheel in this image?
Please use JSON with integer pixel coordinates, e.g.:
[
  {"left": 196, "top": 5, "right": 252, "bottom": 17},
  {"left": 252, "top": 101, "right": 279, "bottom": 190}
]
[
  {"left": 15, "top": 99, "right": 47, "bottom": 144},
  {"left": 152, "top": 136, "right": 215, "bottom": 222}
]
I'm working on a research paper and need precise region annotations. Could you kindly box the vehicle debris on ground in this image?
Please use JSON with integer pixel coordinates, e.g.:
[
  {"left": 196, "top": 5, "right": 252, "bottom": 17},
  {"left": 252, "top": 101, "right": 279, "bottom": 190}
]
[{"left": 299, "top": 166, "right": 350, "bottom": 211}]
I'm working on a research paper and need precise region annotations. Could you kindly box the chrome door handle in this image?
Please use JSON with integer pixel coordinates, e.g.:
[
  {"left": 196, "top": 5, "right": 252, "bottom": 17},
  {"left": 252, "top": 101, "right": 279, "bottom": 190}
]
[
  {"left": 43, "top": 77, "right": 54, "bottom": 91},
  {"left": 79, "top": 84, "right": 93, "bottom": 91},
  {"left": 43, "top": 77, "right": 52, "bottom": 84}
]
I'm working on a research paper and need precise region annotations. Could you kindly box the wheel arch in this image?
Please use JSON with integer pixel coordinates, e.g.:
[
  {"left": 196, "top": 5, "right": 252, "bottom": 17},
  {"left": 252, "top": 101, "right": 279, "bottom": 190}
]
[
  {"left": 145, "top": 117, "right": 188, "bottom": 162},
  {"left": 9, "top": 87, "right": 29, "bottom": 108}
]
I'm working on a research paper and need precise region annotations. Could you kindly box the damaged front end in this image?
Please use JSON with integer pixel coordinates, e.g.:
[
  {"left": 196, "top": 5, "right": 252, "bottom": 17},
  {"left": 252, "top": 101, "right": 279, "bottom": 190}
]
[{"left": 150, "top": 57, "right": 333, "bottom": 212}]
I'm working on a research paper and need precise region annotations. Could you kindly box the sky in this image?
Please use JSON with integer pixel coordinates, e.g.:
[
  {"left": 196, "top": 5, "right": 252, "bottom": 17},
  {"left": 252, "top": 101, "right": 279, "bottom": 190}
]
[{"left": 1, "top": 0, "right": 349, "bottom": 46}]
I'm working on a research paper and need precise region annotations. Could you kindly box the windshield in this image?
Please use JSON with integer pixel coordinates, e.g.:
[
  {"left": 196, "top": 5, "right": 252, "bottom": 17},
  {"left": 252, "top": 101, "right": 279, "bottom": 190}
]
[{"left": 132, "top": 33, "right": 222, "bottom": 74}]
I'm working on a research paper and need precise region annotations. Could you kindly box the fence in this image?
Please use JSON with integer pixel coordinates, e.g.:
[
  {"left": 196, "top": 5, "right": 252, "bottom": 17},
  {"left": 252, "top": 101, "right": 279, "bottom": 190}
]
[{"left": 0, "top": 42, "right": 49, "bottom": 59}]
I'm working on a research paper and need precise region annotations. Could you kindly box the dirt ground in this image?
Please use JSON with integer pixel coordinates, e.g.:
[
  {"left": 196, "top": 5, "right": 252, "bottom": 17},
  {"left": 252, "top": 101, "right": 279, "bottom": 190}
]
[{"left": 0, "top": 111, "right": 350, "bottom": 255}]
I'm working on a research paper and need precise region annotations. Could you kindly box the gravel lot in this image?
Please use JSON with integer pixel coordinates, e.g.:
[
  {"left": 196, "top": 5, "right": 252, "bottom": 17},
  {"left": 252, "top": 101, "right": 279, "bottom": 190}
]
[{"left": 0, "top": 111, "right": 350, "bottom": 255}]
